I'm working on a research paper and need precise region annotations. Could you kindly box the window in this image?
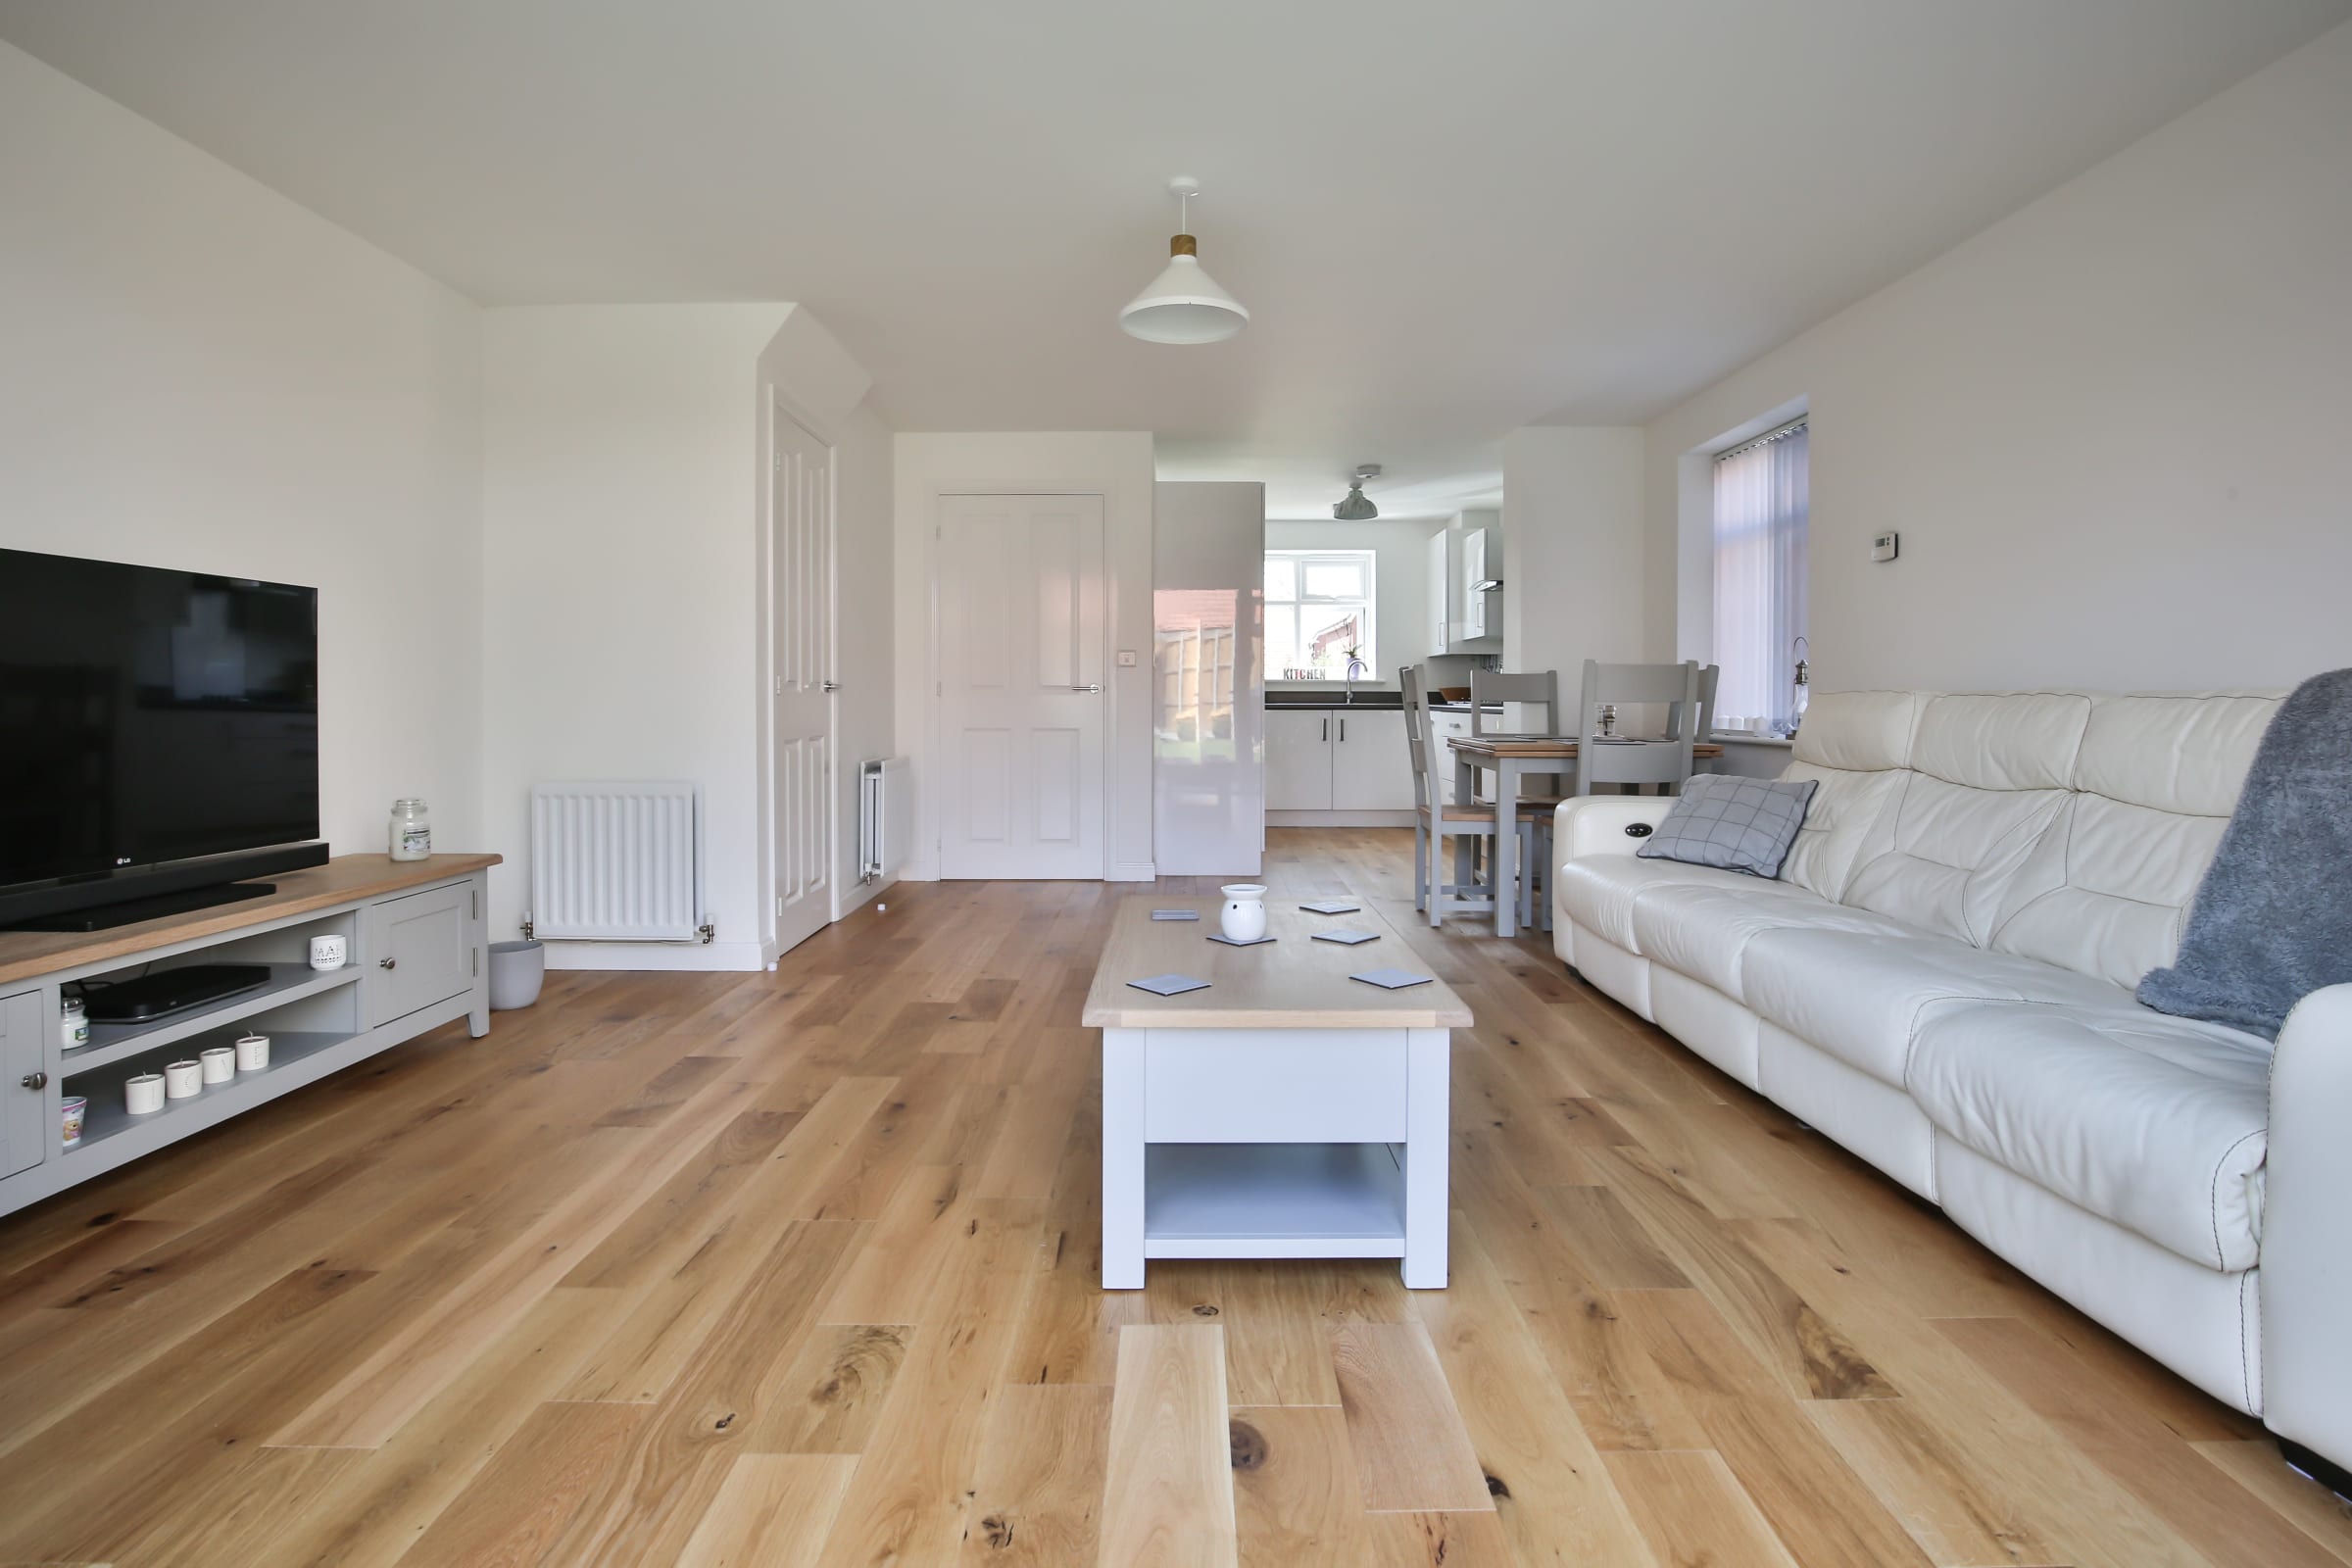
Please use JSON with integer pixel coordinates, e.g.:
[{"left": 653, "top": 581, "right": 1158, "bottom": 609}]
[
  {"left": 1263, "top": 550, "right": 1376, "bottom": 681},
  {"left": 1711, "top": 418, "right": 1808, "bottom": 733}
]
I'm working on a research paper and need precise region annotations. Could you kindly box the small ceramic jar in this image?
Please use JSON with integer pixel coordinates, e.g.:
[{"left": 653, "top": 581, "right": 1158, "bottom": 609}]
[{"left": 1219, "top": 884, "right": 1268, "bottom": 943}]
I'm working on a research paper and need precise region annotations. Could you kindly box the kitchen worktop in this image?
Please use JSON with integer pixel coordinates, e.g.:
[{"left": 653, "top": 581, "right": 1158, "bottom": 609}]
[{"left": 1264, "top": 690, "right": 1405, "bottom": 710}]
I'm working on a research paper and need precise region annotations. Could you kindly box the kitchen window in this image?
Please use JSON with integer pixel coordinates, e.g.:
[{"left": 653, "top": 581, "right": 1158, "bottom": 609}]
[
  {"left": 1712, "top": 417, "right": 1808, "bottom": 733},
  {"left": 1264, "top": 550, "right": 1376, "bottom": 681}
]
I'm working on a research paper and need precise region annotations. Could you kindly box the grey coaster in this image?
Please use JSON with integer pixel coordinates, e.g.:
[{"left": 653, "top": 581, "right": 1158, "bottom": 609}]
[
  {"left": 1298, "top": 900, "right": 1360, "bottom": 914},
  {"left": 1350, "top": 967, "right": 1435, "bottom": 990},
  {"left": 1150, "top": 908, "right": 1201, "bottom": 920},
  {"left": 1127, "top": 973, "right": 1211, "bottom": 996},
  {"left": 1312, "top": 929, "right": 1380, "bottom": 946},
  {"left": 1204, "top": 933, "right": 1277, "bottom": 947}
]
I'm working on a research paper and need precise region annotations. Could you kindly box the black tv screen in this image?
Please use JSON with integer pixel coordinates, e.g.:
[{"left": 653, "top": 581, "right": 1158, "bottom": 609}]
[{"left": 0, "top": 549, "right": 320, "bottom": 895}]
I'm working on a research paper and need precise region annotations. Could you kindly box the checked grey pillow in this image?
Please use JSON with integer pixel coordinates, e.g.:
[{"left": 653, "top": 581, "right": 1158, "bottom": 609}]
[{"left": 1635, "top": 773, "right": 1819, "bottom": 879}]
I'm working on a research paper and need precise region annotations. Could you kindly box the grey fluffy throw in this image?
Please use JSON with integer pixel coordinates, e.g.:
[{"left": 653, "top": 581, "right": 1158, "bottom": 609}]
[{"left": 2138, "top": 668, "right": 2352, "bottom": 1041}]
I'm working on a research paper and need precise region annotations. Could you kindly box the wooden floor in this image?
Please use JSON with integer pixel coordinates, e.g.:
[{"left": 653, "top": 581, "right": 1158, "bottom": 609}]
[{"left": 1, "top": 828, "right": 2347, "bottom": 1567}]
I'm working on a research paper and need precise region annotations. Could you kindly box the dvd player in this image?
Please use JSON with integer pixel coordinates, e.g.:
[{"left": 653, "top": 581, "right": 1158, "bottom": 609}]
[{"left": 78, "top": 963, "right": 272, "bottom": 1025}]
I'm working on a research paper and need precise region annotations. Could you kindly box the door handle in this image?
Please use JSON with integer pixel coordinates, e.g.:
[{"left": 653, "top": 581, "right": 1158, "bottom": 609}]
[
  {"left": 1340, "top": 717, "right": 1347, "bottom": 742},
  {"left": 1069, "top": 684, "right": 1102, "bottom": 693},
  {"left": 821, "top": 680, "right": 841, "bottom": 692},
  {"left": 379, "top": 956, "right": 397, "bottom": 970},
  {"left": 1321, "top": 717, "right": 1328, "bottom": 742}
]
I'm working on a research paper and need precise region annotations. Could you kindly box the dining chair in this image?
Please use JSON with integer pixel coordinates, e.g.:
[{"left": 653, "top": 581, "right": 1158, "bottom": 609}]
[
  {"left": 1468, "top": 668, "right": 1561, "bottom": 738},
  {"left": 1573, "top": 659, "right": 1704, "bottom": 797},
  {"left": 1402, "top": 667, "right": 1543, "bottom": 929}
]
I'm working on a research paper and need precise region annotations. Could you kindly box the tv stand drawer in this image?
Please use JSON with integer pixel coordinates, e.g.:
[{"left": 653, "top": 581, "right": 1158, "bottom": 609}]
[{"left": 366, "top": 883, "right": 474, "bottom": 1027}]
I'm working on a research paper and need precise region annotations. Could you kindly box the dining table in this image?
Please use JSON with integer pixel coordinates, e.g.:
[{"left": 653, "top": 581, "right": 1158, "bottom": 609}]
[{"left": 1445, "top": 735, "right": 1727, "bottom": 939}]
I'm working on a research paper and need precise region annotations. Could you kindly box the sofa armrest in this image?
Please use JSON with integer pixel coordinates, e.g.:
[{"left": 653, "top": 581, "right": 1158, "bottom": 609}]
[
  {"left": 1555, "top": 796, "right": 1677, "bottom": 860},
  {"left": 2261, "top": 982, "right": 2352, "bottom": 1475}
]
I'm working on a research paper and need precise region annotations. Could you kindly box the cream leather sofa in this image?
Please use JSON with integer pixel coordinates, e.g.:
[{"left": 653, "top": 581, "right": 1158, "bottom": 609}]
[{"left": 1552, "top": 689, "right": 2350, "bottom": 1481}]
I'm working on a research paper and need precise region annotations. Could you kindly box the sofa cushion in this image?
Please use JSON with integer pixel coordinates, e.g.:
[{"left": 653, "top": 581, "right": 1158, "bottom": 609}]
[
  {"left": 1790, "top": 689, "right": 1922, "bottom": 773},
  {"left": 1554, "top": 855, "right": 1749, "bottom": 952},
  {"left": 1908, "top": 1000, "right": 2273, "bottom": 1272},
  {"left": 1832, "top": 693, "right": 2092, "bottom": 946},
  {"left": 1632, "top": 882, "right": 1917, "bottom": 1004},
  {"left": 1637, "top": 774, "right": 1818, "bottom": 878},
  {"left": 1987, "top": 693, "right": 2278, "bottom": 988},
  {"left": 1776, "top": 762, "right": 1907, "bottom": 904},
  {"left": 1744, "top": 927, "right": 2129, "bottom": 1086}
]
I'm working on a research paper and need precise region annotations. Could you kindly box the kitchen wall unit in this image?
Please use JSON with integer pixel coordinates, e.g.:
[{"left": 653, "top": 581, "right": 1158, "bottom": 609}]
[{"left": 1427, "top": 510, "right": 1502, "bottom": 656}]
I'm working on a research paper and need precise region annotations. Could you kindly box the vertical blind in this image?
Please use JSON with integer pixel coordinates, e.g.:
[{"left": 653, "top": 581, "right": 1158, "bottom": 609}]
[{"left": 1712, "top": 419, "right": 1809, "bottom": 733}]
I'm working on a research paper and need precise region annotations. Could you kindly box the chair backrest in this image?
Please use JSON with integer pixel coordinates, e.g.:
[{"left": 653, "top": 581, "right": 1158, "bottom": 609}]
[
  {"left": 1469, "top": 668, "right": 1561, "bottom": 738},
  {"left": 1662, "top": 663, "right": 1720, "bottom": 743},
  {"left": 1575, "top": 660, "right": 1702, "bottom": 796},
  {"left": 1399, "top": 666, "right": 1436, "bottom": 811}
]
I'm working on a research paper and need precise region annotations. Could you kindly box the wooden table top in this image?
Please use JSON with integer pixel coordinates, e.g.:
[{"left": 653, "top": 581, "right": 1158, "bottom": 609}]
[
  {"left": 1081, "top": 894, "right": 1472, "bottom": 1030},
  {"left": 1446, "top": 735, "right": 1726, "bottom": 760},
  {"left": 0, "top": 854, "right": 502, "bottom": 985}
]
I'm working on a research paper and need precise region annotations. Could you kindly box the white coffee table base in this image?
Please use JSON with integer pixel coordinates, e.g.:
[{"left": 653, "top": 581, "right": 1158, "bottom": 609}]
[{"left": 1102, "top": 1024, "right": 1451, "bottom": 1290}]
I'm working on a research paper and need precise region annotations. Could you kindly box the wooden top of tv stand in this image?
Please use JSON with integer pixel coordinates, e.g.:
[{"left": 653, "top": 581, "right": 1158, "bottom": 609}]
[{"left": 0, "top": 854, "right": 503, "bottom": 986}]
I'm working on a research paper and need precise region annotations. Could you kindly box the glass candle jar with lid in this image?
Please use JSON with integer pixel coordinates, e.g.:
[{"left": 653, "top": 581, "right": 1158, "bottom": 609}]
[{"left": 388, "top": 798, "right": 432, "bottom": 861}]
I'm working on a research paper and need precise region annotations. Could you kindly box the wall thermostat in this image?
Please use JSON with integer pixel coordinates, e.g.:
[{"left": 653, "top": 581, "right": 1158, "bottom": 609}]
[{"left": 1871, "top": 532, "right": 1900, "bottom": 563}]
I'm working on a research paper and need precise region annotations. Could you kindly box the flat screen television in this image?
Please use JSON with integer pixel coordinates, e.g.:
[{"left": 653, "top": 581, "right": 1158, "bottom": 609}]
[{"left": 0, "top": 548, "right": 328, "bottom": 931}]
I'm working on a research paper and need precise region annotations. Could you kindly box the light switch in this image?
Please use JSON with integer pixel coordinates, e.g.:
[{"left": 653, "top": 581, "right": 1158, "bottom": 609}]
[
  {"left": 1115, "top": 650, "right": 1139, "bottom": 667},
  {"left": 1871, "top": 532, "right": 1900, "bottom": 563}
]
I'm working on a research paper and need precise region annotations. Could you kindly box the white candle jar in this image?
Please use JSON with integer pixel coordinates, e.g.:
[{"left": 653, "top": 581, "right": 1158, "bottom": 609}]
[{"left": 388, "top": 798, "right": 432, "bottom": 861}]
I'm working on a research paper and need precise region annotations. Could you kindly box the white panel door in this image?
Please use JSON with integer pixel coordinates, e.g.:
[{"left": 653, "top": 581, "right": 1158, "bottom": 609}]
[
  {"left": 770, "top": 406, "right": 834, "bottom": 955},
  {"left": 1332, "top": 709, "right": 1415, "bottom": 809},
  {"left": 938, "top": 494, "right": 1107, "bottom": 878},
  {"left": 1263, "top": 710, "right": 1334, "bottom": 809}
]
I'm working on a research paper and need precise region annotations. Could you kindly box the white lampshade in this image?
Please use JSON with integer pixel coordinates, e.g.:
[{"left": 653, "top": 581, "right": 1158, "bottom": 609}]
[{"left": 1119, "top": 250, "right": 1250, "bottom": 345}]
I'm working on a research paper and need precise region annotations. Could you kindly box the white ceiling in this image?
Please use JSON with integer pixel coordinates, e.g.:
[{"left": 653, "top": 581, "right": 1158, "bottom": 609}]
[{"left": 3, "top": 0, "right": 2342, "bottom": 520}]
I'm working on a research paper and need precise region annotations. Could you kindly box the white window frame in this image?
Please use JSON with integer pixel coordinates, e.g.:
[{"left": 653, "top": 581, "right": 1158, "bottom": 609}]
[{"left": 1264, "top": 549, "right": 1377, "bottom": 682}]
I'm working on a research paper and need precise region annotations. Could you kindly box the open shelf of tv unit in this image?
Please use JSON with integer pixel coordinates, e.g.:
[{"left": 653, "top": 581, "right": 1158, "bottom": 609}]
[{"left": 65, "top": 962, "right": 363, "bottom": 1075}]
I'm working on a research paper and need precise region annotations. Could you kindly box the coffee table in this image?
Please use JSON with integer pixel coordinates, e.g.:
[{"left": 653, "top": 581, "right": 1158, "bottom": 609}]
[{"left": 1080, "top": 895, "right": 1472, "bottom": 1289}]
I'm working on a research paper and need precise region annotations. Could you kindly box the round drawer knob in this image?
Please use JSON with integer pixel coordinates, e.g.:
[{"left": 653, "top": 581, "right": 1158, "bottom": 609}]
[
  {"left": 379, "top": 956, "right": 398, "bottom": 970},
  {"left": 20, "top": 1071, "right": 47, "bottom": 1091}
]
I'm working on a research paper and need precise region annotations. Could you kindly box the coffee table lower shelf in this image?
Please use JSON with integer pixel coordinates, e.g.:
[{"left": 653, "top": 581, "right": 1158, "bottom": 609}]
[{"left": 1143, "top": 1143, "right": 1406, "bottom": 1260}]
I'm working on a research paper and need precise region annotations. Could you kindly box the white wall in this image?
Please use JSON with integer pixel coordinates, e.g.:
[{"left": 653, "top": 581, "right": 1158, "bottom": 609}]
[
  {"left": 893, "top": 432, "right": 1156, "bottom": 881},
  {"left": 1503, "top": 427, "right": 1647, "bottom": 685},
  {"left": 0, "top": 39, "right": 485, "bottom": 862},
  {"left": 1644, "top": 21, "right": 2352, "bottom": 694},
  {"left": 1264, "top": 518, "right": 1435, "bottom": 687},
  {"left": 479, "top": 305, "right": 786, "bottom": 967}
]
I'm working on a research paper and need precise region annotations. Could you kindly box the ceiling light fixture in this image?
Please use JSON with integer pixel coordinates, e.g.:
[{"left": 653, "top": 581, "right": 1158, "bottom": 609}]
[
  {"left": 1333, "top": 466, "right": 1381, "bottom": 520},
  {"left": 1118, "top": 176, "right": 1249, "bottom": 345}
]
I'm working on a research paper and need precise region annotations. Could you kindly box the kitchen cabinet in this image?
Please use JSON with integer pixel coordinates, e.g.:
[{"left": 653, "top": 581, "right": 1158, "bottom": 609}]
[
  {"left": 1266, "top": 709, "right": 1338, "bottom": 809},
  {"left": 1426, "top": 529, "right": 1450, "bottom": 658},
  {"left": 1265, "top": 709, "right": 1415, "bottom": 812},
  {"left": 1333, "top": 710, "right": 1413, "bottom": 808}
]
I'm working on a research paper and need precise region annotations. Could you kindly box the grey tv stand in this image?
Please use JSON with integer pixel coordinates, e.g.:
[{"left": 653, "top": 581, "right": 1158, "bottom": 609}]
[{"left": 0, "top": 854, "right": 499, "bottom": 1219}]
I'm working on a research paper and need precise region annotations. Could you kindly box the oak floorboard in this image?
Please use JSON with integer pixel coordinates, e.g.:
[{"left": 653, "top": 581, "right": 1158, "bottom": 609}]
[
  {"left": 957, "top": 1382, "right": 1116, "bottom": 1567},
  {"left": 1098, "top": 1324, "right": 1239, "bottom": 1568},
  {"left": 0, "top": 830, "right": 2340, "bottom": 1568},
  {"left": 673, "top": 1451, "right": 858, "bottom": 1568},
  {"left": 1228, "top": 1404, "right": 1375, "bottom": 1567},
  {"left": 1328, "top": 1321, "right": 1494, "bottom": 1514}
]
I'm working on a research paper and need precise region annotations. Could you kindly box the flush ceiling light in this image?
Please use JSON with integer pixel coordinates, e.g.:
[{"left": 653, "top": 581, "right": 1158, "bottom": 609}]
[
  {"left": 1333, "top": 465, "right": 1381, "bottom": 520},
  {"left": 1118, "top": 176, "right": 1249, "bottom": 345}
]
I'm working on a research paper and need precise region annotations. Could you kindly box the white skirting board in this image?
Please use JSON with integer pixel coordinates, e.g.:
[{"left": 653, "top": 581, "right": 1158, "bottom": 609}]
[{"left": 543, "top": 939, "right": 766, "bottom": 973}]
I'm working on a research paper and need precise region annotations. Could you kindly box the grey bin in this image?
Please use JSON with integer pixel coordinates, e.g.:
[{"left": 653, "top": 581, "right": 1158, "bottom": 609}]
[{"left": 487, "top": 939, "right": 545, "bottom": 1011}]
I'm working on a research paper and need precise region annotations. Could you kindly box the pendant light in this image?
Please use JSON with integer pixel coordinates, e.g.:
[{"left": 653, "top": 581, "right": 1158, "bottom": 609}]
[
  {"left": 1118, "top": 176, "right": 1250, "bottom": 344},
  {"left": 1333, "top": 465, "right": 1380, "bottom": 520}
]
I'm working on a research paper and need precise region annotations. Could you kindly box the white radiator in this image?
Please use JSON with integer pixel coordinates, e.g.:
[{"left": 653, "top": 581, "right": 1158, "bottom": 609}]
[
  {"left": 527, "top": 781, "right": 710, "bottom": 943},
  {"left": 858, "top": 758, "right": 910, "bottom": 884}
]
